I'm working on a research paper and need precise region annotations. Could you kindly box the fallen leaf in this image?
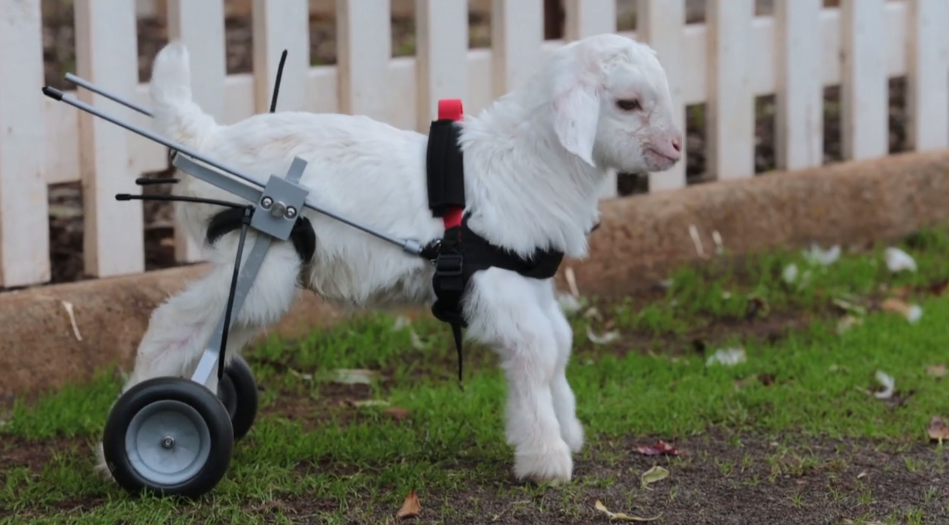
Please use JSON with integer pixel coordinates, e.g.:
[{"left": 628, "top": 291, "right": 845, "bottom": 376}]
[
  {"left": 926, "top": 280, "right": 949, "bottom": 296},
  {"left": 564, "top": 266, "right": 580, "bottom": 298},
  {"left": 594, "top": 500, "right": 662, "bottom": 522},
  {"left": 392, "top": 315, "right": 411, "bottom": 331},
  {"left": 712, "top": 230, "right": 725, "bottom": 255},
  {"left": 745, "top": 296, "right": 770, "bottom": 320},
  {"left": 927, "top": 416, "right": 949, "bottom": 444},
  {"left": 288, "top": 368, "right": 313, "bottom": 381},
  {"left": 880, "top": 298, "right": 923, "bottom": 324},
  {"left": 688, "top": 224, "right": 706, "bottom": 258},
  {"left": 706, "top": 348, "right": 746, "bottom": 367},
  {"left": 586, "top": 326, "right": 620, "bottom": 345},
  {"left": 384, "top": 407, "right": 412, "bottom": 420},
  {"left": 833, "top": 297, "right": 867, "bottom": 316},
  {"left": 396, "top": 490, "right": 421, "bottom": 519},
  {"left": 758, "top": 373, "right": 776, "bottom": 387},
  {"left": 556, "top": 291, "right": 583, "bottom": 315},
  {"left": 781, "top": 263, "right": 798, "bottom": 284},
  {"left": 926, "top": 364, "right": 947, "bottom": 378},
  {"left": 61, "top": 301, "right": 82, "bottom": 342},
  {"left": 884, "top": 247, "right": 917, "bottom": 273},
  {"left": 873, "top": 370, "right": 895, "bottom": 400},
  {"left": 635, "top": 441, "right": 679, "bottom": 457},
  {"left": 803, "top": 244, "right": 841, "bottom": 266},
  {"left": 836, "top": 315, "right": 863, "bottom": 334},
  {"left": 351, "top": 399, "right": 390, "bottom": 408},
  {"left": 640, "top": 465, "right": 670, "bottom": 489},
  {"left": 333, "top": 369, "right": 378, "bottom": 385},
  {"left": 409, "top": 330, "right": 425, "bottom": 350}
]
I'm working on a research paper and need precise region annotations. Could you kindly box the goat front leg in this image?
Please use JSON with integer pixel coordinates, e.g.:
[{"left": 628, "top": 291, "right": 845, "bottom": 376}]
[
  {"left": 466, "top": 270, "right": 573, "bottom": 485},
  {"left": 94, "top": 234, "right": 304, "bottom": 477},
  {"left": 545, "top": 288, "right": 585, "bottom": 453}
]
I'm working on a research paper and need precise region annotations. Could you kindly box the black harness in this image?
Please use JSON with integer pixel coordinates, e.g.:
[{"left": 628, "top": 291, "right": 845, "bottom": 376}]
[
  {"left": 417, "top": 100, "right": 568, "bottom": 383},
  {"left": 204, "top": 99, "right": 582, "bottom": 384}
]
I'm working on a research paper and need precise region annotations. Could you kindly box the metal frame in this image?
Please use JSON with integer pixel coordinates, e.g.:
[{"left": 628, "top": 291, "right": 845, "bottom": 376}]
[{"left": 42, "top": 75, "right": 426, "bottom": 388}]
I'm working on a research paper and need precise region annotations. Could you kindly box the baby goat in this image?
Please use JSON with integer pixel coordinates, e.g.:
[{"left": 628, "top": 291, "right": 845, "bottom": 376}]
[{"left": 102, "top": 32, "right": 682, "bottom": 485}]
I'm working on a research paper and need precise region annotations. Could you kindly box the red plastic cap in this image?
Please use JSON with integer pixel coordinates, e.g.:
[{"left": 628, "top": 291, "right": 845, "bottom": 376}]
[{"left": 437, "top": 99, "right": 464, "bottom": 121}]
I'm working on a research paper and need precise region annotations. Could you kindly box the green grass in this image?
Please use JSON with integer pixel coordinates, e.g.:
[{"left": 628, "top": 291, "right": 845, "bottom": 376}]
[{"left": 4, "top": 228, "right": 949, "bottom": 523}]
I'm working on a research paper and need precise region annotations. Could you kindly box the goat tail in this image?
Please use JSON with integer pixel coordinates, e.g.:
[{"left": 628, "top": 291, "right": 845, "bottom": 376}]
[{"left": 149, "top": 41, "right": 218, "bottom": 150}]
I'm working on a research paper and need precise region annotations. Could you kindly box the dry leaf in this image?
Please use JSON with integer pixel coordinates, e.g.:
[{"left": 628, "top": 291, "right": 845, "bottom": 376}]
[
  {"left": 926, "top": 364, "right": 947, "bottom": 379},
  {"left": 706, "top": 348, "right": 746, "bottom": 367},
  {"left": 556, "top": 291, "right": 583, "bottom": 315},
  {"left": 803, "top": 244, "right": 840, "bottom": 266},
  {"left": 782, "top": 263, "right": 799, "bottom": 284},
  {"left": 564, "top": 266, "right": 580, "bottom": 298},
  {"left": 836, "top": 315, "right": 863, "bottom": 334},
  {"left": 61, "top": 301, "right": 82, "bottom": 342},
  {"left": 927, "top": 416, "right": 949, "bottom": 444},
  {"left": 635, "top": 441, "right": 679, "bottom": 457},
  {"left": 384, "top": 407, "right": 411, "bottom": 420},
  {"left": 586, "top": 326, "right": 620, "bottom": 345},
  {"left": 333, "top": 369, "right": 378, "bottom": 385},
  {"left": 884, "top": 247, "right": 917, "bottom": 273},
  {"left": 594, "top": 500, "right": 662, "bottom": 522},
  {"left": 688, "top": 224, "right": 706, "bottom": 258},
  {"left": 409, "top": 330, "right": 425, "bottom": 350},
  {"left": 873, "top": 370, "right": 895, "bottom": 400},
  {"left": 351, "top": 399, "right": 389, "bottom": 408},
  {"left": 396, "top": 490, "right": 421, "bottom": 519},
  {"left": 640, "top": 465, "right": 670, "bottom": 489},
  {"left": 288, "top": 368, "right": 313, "bottom": 381},
  {"left": 392, "top": 315, "right": 411, "bottom": 331},
  {"left": 880, "top": 298, "right": 923, "bottom": 324}
]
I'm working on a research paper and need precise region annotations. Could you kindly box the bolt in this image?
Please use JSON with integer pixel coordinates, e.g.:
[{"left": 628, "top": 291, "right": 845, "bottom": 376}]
[
  {"left": 285, "top": 207, "right": 297, "bottom": 219},
  {"left": 260, "top": 196, "right": 274, "bottom": 209},
  {"left": 161, "top": 436, "right": 175, "bottom": 449},
  {"left": 270, "top": 201, "right": 287, "bottom": 218}
]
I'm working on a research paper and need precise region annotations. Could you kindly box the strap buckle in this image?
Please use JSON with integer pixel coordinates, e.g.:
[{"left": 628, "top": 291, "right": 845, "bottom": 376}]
[{"left": 435, "top": 253, "right": 463, "bottom": 277}]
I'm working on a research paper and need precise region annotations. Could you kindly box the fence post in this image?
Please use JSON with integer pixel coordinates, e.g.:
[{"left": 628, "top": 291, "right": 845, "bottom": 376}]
[
  {"left": 415, "top": 0, "right": 468, "bottom": 132},
  {"left": 0, "top": 0, "right": 50, "bottom": 287},
  {"left": 774, "top": 0, "right": 823, "bottom": 171},
  {"left": 563, "top": 0, "right": 618, "bottom": 199},
  {"left": 253, "top": 0, "right": 310, "bottom": 113},
  {"left": 75, "top": 0, "right": 145, "bottom": 278},
  {"left": 906, "top": 0, "right": 949, "bottom": 152},
  {"left": 336, "top": 0, "right": 392, "bottom": 122},
  {"left": 637, "top": 0, "right": 687, "bottom": 192},
  {"left": 491, "top": 0, "right": 545, "bottom": 97},
  {"left": 840, "top": 0, "right": 887, "bottom": 161},
  {"left": 167, "top": 0, "right": 227, "bottom": 263},
  {"left": 705, "top": 0, "right": 755, "bottom": 181}
]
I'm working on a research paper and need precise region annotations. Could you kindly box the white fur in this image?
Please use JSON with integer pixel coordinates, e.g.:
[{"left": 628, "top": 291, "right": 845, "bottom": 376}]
[{"left": 98, "top": 33, "right": 682, "bottom": 486}]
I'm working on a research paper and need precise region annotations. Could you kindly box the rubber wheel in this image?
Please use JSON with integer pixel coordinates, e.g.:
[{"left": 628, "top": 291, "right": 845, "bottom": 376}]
[
  {"left": 216, "top": 354, "right": 259, "bottom": 441},
  {"left": 102, "top": 377, "right": 234, "bottom": 499}
]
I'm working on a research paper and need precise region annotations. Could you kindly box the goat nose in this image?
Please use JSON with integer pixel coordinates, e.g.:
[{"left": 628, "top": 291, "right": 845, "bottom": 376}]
[{"left": 671, "top": 136, "right": 682, "bottom": 153}]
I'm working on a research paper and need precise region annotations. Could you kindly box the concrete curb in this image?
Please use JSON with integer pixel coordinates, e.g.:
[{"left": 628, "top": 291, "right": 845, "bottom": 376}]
[{"left": 4, "top": 149, "right": 949, "bottom": 398}]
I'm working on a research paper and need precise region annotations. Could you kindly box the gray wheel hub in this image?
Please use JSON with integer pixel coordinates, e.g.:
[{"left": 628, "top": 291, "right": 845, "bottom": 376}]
[{"left": 125, "top": 399, "right": 212, "bottom": 485}]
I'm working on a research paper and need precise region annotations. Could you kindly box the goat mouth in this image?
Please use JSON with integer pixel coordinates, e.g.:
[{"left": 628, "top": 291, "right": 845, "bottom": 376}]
[{"left": 644, "top": 147, "right": 679, "bottom": 163}]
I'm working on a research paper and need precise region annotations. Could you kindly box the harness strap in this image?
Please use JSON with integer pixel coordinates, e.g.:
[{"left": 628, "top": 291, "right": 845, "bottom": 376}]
[
  {"left": 426, "top": 99, "right": 467, "bottom": 384},
  {"left": 206, "top": 207, "right": 317, "bottom": 270}
]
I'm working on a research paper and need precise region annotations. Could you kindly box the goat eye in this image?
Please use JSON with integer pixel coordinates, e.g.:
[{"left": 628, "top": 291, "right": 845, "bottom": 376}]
[{"left": 616, "top": 99, "right": 642, "bottom": 111}]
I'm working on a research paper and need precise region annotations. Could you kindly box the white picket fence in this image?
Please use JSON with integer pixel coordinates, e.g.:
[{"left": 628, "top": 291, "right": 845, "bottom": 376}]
[{"left": 0, "top": 0, "right": 945, "bottom": 289}]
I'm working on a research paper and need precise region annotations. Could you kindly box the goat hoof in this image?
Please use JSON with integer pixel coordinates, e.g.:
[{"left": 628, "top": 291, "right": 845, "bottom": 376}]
[{"left": 514, "top": 438, "right": 573, "bottom": 486}]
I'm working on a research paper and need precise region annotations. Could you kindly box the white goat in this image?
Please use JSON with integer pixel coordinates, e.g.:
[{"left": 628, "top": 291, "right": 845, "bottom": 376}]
[{"left": 101, "top": 32, "right": 682, "bottom": 485}]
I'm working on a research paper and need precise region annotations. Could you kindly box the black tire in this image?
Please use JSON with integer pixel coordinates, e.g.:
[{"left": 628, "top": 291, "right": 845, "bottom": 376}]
[
  {"left": 216, "top": 354, "right": 259, "bottom": 441},
  {"left": 102, "top": 377, "right": 234, "bottom": 499}
]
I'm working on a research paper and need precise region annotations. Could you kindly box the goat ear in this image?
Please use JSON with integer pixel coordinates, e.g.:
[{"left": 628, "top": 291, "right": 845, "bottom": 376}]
[{"left": 551, "top": 80, "right": 600, "bottom": 168}]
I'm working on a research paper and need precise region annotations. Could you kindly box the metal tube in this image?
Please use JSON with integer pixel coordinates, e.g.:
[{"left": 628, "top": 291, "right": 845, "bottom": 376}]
[
  {"left": 41, "top": 86, "right": 423, "bottom": 255},
  {"left": 64, "top": 73, "right": 154, "bottom": 117}
]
